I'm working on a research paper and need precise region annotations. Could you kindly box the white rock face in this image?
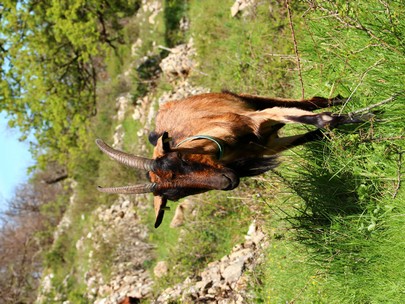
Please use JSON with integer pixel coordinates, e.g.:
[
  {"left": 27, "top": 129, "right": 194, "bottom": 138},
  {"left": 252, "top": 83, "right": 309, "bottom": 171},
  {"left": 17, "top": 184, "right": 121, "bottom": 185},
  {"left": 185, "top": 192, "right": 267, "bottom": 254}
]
[{"left": 231, "top": 0, "right": 256, "bottom": 17}]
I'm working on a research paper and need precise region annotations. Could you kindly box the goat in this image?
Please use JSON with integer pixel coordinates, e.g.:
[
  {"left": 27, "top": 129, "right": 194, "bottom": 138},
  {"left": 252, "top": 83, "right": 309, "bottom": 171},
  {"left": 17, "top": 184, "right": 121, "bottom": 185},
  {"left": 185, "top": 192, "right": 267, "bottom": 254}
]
[{"left": 96, "top": 91, "right": 366, "bottom": 227}]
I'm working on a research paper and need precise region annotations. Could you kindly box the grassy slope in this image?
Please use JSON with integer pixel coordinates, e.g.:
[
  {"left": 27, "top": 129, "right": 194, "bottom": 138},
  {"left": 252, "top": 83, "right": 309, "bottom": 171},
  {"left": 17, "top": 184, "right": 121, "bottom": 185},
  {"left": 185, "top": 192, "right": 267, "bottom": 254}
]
[
  {"left": 39, "top": 0, "right": 404, "bottom": 302},
  {"left": 37, "top": 5, "right": 167, "bottom": 303},
  {"left": 186, "top": 0, "right": 404, "bottom": 303}
]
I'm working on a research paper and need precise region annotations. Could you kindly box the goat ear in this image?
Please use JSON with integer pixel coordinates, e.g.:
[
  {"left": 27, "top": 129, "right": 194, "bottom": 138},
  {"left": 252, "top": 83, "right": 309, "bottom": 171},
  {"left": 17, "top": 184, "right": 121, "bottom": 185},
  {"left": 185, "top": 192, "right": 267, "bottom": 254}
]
[
  {"left": 154, "top": 196, "right": 169, "bottom": 228},
  {"left": 161, "top": 132, "right": 171, "bottom": 152},
  {"left": 154, "top": 132, "right": 172, "bottom": 157}
]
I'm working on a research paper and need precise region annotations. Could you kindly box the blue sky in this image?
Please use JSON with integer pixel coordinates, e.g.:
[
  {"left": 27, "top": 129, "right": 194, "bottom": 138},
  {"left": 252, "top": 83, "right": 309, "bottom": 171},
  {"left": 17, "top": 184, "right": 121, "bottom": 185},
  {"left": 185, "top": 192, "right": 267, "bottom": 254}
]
[{"left": 0, "top": 111, "right": 34, "bottom": 212}]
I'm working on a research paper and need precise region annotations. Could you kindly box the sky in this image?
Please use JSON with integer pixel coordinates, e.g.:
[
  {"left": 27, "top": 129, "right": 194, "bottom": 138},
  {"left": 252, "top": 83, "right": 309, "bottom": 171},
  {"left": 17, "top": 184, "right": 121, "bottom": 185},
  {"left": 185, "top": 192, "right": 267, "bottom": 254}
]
[{"left": 0, "top": 111, "right": 34, "bottom": 212}]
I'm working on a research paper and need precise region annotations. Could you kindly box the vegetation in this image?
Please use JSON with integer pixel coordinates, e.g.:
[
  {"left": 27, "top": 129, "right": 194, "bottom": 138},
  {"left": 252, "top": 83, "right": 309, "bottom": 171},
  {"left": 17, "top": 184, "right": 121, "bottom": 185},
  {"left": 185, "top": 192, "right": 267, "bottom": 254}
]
[
  {"left": 0, "top": 0, "right": 404, "bottom": 303},
  {"left": 0, "top": 0, "right": 141, "bottom": 167},
  {"left": 185, "top": 0, "right": 405, "bottom": 302}
]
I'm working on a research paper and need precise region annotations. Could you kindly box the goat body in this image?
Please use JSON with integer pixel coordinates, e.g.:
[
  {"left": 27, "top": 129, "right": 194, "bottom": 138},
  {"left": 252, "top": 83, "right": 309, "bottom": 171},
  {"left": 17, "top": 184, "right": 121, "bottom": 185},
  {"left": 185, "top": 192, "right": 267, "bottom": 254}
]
[{"left": 97, "top": 92, "right": 364, "bottom": 227}]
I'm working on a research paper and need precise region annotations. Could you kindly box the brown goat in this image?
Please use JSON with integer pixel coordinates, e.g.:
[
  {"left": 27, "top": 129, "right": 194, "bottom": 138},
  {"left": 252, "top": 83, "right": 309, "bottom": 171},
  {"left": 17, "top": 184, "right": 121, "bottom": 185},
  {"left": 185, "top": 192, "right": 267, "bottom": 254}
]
[{"left": 96, "top": 91, "right": 365, "bottom": 227}]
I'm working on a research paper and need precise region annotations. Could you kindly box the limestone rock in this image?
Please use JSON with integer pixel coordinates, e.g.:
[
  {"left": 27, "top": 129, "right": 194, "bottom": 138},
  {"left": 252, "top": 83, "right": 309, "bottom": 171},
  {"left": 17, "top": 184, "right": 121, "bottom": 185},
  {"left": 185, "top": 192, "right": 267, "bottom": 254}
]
[
  {"left": 170, "top": 199, "right": 197, "bottom": 227},
  {"left": 154, "top": 261, "right": 169, "bottom": 278},
  {"left": 231, "top": 0, "right": 256, "bottom": 17},
  {"left": 160, "top": 39, "right": 196, "bottom": 81}
]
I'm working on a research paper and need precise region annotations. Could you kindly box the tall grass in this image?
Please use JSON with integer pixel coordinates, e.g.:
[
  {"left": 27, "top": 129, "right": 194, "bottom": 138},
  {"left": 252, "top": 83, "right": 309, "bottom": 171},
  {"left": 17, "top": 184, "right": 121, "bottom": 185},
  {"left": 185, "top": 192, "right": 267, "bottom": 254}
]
[
  {"left": 251, "top": 1, "right": 405, "bottom": 302},
  {"left": 184, "top": 0, "right": 405, "bottom": 302}
]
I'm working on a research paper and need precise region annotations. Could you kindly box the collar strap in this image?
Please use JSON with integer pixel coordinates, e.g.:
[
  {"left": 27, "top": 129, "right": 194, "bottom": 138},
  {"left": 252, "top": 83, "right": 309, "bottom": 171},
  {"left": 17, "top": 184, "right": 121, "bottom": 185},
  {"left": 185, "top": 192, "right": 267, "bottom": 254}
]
[{"left": 175, "top": 135, "right": 224, "bottom": 160}]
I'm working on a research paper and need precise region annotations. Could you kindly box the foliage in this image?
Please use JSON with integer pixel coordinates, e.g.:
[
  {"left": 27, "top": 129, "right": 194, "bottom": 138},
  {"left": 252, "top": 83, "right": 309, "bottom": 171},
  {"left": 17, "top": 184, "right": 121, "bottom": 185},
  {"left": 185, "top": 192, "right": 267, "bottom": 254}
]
[
  {"left": 164, "top": 0, "right": 188, "bottom": 47},
  {"left": 0, "top": 0, "right": 141, "bottom": 168}
]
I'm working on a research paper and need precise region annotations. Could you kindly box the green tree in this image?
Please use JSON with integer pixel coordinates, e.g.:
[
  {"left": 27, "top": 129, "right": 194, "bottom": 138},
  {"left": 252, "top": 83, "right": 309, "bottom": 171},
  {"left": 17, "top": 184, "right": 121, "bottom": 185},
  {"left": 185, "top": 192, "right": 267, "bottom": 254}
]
[{"left": 0, "top": 0, "right": 140, "bottom": 168}]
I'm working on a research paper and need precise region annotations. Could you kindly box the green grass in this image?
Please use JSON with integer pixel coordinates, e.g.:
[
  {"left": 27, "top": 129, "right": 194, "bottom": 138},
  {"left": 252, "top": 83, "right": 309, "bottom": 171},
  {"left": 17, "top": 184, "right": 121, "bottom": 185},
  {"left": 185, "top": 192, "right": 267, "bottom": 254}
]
[
  {"left": 147, "top": 189, "right": 252, "bottom": 293},
  {"left": 188, "top": 0, "right": 296, "bottom": 95},
  {"left": 38, "top": 0, "right": 404, "bottom": 302},
  {"left": 251, "top": 1, "right": 403, "bottom": 303},
  {"left": 184, "top": 0, "right": 405, "bottom": 303}
]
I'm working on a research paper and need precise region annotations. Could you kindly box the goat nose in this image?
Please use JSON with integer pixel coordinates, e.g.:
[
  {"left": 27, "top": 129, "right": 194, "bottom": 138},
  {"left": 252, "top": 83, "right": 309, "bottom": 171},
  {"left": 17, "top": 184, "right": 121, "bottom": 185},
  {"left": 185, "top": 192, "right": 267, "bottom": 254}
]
[{"left": 220, "top": 172, "right": 239, "bottom": 190}]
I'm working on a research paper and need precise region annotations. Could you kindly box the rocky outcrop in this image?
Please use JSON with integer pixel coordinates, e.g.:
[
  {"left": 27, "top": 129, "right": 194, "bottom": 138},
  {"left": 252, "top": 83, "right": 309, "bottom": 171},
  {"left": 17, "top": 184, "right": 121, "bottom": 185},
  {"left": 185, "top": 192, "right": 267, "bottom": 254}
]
[
  {"left": 169, "top": 199, "right": 197, "bottom": 228},
  {"left": 113, "top": 93, "right": 131, "bottom": 149},
  {"left": 87, "top": 195, "right": 154, "bottom": 304},
  {"left": 142, "top": 0, "right": 162, "bottom": 25},
  {"left": 85, "top": 29, "right": 211, "bottom": 304},
  {"left": 154, "top": 221, "right": 268, "bottom": 303},
  {"left": 92, "top": 14, "right": 269, "bottom": 303},
  {"left": 158, "top": 39, "right": 209, "bottom": 103},
  {"left": 159, "top": 39, "right": 197, "bottom": 81}
]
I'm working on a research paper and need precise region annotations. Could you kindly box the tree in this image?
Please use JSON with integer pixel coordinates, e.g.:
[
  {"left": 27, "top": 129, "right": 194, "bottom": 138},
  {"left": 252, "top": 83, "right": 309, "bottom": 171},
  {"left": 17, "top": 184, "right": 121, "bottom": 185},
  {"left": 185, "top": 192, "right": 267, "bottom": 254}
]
[
  {"left": 0, "top": 168, "right": 67, "bottom": 303},
  {"left": 0, "top": 0, "right": 140, "bottom": 169}
]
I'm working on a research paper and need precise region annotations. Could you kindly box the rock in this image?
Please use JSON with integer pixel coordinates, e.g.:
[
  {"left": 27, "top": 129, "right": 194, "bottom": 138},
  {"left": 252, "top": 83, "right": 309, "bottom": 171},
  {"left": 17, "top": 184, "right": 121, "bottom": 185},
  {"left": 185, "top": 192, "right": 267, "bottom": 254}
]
[
  {"left": 127, "top": 288, "right": 143, "bottom": 299},
  {"left": 170, "top": 199, "right": 197, "bottom": 227},
  {"left": 82, "top": 195, "right": 153, "bottom": 303},
  {"left": 131, "top": 38, "right": 143, "bottom": 57},
  {"left": 228, "top": 248, "right": 253, "bottom": 262},
  {"left": 195, "top": 279, "right": 212, "bottom": 291},
  {"left": 157, "top": 80, "right": 209, "bottom": 105},
  {"left": 170, "top": 204, "right": 185, "bottom": 227},
  {"left": 222, "top": 259, "right": 245, "bottom": 283},
  {"left": 179, "top": 16, "right": 189, "bottom": 32},
  {"left": 113, "top": 124, "right": 124, "bottom": 149},
  {"left": 153, "top": 261, "right": 168, "bottom": 278},
  {"left": 142, "top": 0, "right": 162, "bottom": 24},
  {"left": 116, "top": 94, "right": 131, "bottom": 122},
  {"left": 121, "top": 199, "right": 130, "bottom": 210},
  {"left": 41, "top": 273, "right": 54, "bottom": 294},
  {"left": 234, "top": 275, "right": 248, "bottom": 292},
  {"left": 152, "top": 220, "right": 268, "bottom": 302},
  {"left": 75, "top": 237, "right": 84, "bottom": 251},
  {"left": 160, "top": 39, "right": 196, "bottom": 81},
  {"left": 231, "top": 0, "right": 256, "bottom": 17},
  {"left": 123, "top": 275, "right": 137, "bottom": 285},
  {"left": 201, "top": 264, "right": 221, "bottom": 284}
]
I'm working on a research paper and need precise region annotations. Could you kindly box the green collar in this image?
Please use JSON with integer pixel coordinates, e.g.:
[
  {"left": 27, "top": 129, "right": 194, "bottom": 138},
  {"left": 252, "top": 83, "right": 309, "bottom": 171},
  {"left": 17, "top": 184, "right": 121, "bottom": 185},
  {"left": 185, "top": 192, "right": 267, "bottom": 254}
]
[{"left": 175, "top": 135, "right": 224, "bottom": 160}]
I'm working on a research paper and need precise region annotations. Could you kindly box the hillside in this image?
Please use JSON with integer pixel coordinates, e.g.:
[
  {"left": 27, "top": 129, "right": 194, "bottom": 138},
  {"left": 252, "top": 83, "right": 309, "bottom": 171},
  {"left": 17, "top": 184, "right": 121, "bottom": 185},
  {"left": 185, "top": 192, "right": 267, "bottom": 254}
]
[{"left": 1, "top": 0, "right": 404, "bottom": 303}]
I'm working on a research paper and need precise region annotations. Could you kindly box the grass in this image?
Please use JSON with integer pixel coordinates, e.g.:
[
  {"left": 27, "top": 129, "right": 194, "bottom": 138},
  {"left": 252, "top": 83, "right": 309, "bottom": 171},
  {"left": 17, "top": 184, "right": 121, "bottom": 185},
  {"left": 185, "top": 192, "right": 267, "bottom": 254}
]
[
  {"left": 184, "top": 0, "right": 405, "bottom": 302},
  {"left": 147, "top": 189, "right": 252, "bottom": 293},
  {"left": 252, "top": 1, "right": 403, "bottom": 303},
  {"left": 189, "top": 0, "right": 296, "bottom": 95},
  {"left": 38, "top": 0, "right": 404, "bottom": 303}
]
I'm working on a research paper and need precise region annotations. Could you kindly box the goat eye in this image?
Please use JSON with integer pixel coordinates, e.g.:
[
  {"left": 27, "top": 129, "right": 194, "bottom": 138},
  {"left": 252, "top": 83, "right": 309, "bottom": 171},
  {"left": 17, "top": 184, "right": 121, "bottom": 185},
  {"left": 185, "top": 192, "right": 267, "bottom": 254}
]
[{"left": 179, "top": 155, "right": 189, "bottom": 164}]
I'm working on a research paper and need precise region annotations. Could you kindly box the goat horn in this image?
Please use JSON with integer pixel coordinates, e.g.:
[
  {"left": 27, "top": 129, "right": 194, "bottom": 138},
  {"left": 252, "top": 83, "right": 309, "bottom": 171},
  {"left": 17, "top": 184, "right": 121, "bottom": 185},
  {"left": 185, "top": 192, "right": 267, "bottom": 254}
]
[
  {"left": 97, "top": 183, "right": 157, "bottom": 194},
  {"left": 96, "top": 139, "right": 155, "bottom": 171}
]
